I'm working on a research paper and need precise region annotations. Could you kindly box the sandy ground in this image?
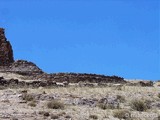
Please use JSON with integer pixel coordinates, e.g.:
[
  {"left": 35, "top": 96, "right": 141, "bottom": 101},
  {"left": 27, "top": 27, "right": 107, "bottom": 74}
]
[
  {"left": 0, "top": 85, "right": 159, "bottom": 120},
  {"left": 0, "top": 73, "right": 159, "bottom": 120}
]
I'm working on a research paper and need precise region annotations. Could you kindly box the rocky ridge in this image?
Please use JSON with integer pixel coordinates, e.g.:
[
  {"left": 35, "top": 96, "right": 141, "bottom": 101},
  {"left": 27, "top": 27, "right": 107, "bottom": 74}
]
[{"left": 0, "top": 28, "right": 127, "bottom": 84}]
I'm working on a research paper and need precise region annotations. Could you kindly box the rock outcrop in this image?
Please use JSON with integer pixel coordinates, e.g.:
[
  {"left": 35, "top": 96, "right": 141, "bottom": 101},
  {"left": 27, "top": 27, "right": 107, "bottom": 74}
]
[
  {"left": 0, "top": 60, "right": 44, "bottom": 76},
  {"left": 0, "top": 28, "right": 43, "bottom": 75},
  {"left": 0, "top": 28, "right": 14, "bottom": 66},
  {"left": 0, "top": 27, "right": 126, "bottom": 84}
]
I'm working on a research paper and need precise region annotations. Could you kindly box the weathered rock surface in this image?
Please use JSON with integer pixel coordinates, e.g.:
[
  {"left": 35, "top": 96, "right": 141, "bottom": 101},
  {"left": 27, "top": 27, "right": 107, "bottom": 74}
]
[
  {"left": 0, "top": 60, "right": 44, "bottom": 76},
  {"left": 0, "top": 28, "right": 14, "bottom": 66}
]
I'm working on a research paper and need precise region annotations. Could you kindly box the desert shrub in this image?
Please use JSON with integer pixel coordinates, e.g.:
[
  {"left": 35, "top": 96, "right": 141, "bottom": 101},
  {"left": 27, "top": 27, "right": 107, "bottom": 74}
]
[
  {"left": 0, "top": 86, "right": 6, "bottom": 90},
  {"left": 89, "top": 115, "right": 98, "bottom": 119},
  {"left": 11, "top": 117, "right": 18, "bottom": 120},
  {"left": 130, "top": 99, "right": 149, "bottom": 111},
  {"left": 116, "top": 86, "right": 123, "bottom": 90},
  {"left": 58, "top": 112, "right": 66, "bottom": 116},
  {"left": 50, "top": 114, "right": 59, "bottom": 119},
  {"left": 117, "top": 95, "right": 125, "bottom": 103},
  {"left": 38, "top": 111, "right": 45, "bottom": 115},
  {"left": 22, "top": 93, "right": 34, "bottom": 101},
  {"left": 113, "top": 110, "right": 131, "bottom": 119},
  {"left": 47, "top": 100, "right": 64, "bottom": 109},
  {"left": 2, "top": 99, "right": 10, "bottom": 103},
  {"left": 98, "top": 103, "right": 119, "bottom": 110},
  {"left": 65, "top": 115, "right": 72, "bottom": 118},
  {"left": 43, "top": 112, "right": 50, "bottom": 117},
  {"left": 38, "top": 111, "right": 50, "bottom": 117},
  {"left": 98, "top": 103, "right": 107, "bottom": 110},
  {"left": 28, "top": 101, "right": 36, "bottom": 107}
]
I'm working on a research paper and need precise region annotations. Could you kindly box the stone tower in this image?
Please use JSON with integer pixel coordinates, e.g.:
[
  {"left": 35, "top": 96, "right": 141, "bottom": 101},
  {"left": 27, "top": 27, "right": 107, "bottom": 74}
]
[{"left": 0, "top": 28, "right": 14, "bottom": 66}]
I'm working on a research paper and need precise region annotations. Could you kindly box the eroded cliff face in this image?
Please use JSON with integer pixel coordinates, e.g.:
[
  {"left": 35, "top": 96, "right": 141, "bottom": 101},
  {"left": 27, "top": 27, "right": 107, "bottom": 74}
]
[{"left": 0, "top": 28, "right": 14, "bottom": 66}]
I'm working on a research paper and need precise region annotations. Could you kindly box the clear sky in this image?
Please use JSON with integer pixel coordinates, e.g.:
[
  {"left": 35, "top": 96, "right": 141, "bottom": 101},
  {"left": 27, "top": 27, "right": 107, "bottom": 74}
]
[{"left": 0, "top": 0, "right": 159, "bottom": 80}]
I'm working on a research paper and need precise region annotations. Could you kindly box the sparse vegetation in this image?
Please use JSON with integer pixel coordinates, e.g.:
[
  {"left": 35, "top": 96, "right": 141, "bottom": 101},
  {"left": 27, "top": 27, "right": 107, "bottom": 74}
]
[
  {"left": 130, "top": 99, "right": 149, "bottom": 111},
  {"left": 50, "top": 114, "right": 59, "bottom": 119},
  {"left": 98, "top": 103, "right": 119, "bottom": 110},
  {"left": 0, "top": 77, "right": 159, "bottom": 120},
  {"left": 98, "top": 103, "right": 108, "bottom": 110},
  {"left": 22, "top": 93, "right": 34, "bottom": 101},
  {"left": 11, "top": 117, "right": 18, "bottom": 120},
  {"left": 65, "top": 115, "right": 72, "bottom": 119},
  {"left": 28, "top": 101, "right": 36, "bottom": 107},
  {"left": 47, "top": 100, "right": 65, "bottom": 109},
  {"left": 0, "top": 86, "right": 6, "bottom": 90},
  {"left": 43, "top": 112, "right": 50, "bottom": 117},
  {"left": 38, "top": 111, "right": 50, "bottom": 117},
  {"left": 117, "top": 95, "right": 125, "bottom": 103},
  {"left": 113, "top": 110, "right": 131, "bottom": 119},
  {"left": 89, "top": 115, "right": 98, "bottom": 119}
]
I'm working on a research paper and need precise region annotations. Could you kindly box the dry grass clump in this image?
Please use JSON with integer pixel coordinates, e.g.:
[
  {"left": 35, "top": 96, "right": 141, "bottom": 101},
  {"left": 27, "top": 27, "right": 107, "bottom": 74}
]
[
  {"left": 0, "top": 86, "right": 6, "bottom": 90},
  {"left": 2, "top": 99, "right": 10, "bottom": 103},
  {"left": 28, "top": 101, "right": 36, "bottom": 107},
  {"left": 130, "top": 99, "right": 150, "bottom": 111},
  {"left": 89, "top": 115, "right": 98, "bottom": 119},
  {"left": 113, "top": 110, "right": 131, "bottom": 119},
  {"left": 22, "top": 93, "right": 34, "bottom": 101},
  {"left": 38, "top": 111, "right": 50, "bottom": 117},
  {"left": 65, "top": 115, "right": 72, "bottom": 119},
  {"left": 117, "top": 95, "right": 125, "bottom": 103},
  {"left": 50, "top": 114, "right": 59, "bottom": 119},
  {"left": 47, "top": 100, "right": 65, "bottom": 109},
  {"left": 43, "top": 112, "right": 50, "bottom": 117},
  {"left": 98, "top": 103, "right": 119, "bottom": 110},
  {"left": 11, "top": 117, "right": 18, "bottom": 120},
  {"left": 50, "top": 112, "right": 66, "bottom": 119}
]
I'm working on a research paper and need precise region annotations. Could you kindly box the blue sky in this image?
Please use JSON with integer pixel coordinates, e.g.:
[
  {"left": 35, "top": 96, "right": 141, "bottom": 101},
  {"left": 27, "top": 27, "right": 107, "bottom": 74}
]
[{"left": 0, "top": 0, "right": 159, "bottom": 80}]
